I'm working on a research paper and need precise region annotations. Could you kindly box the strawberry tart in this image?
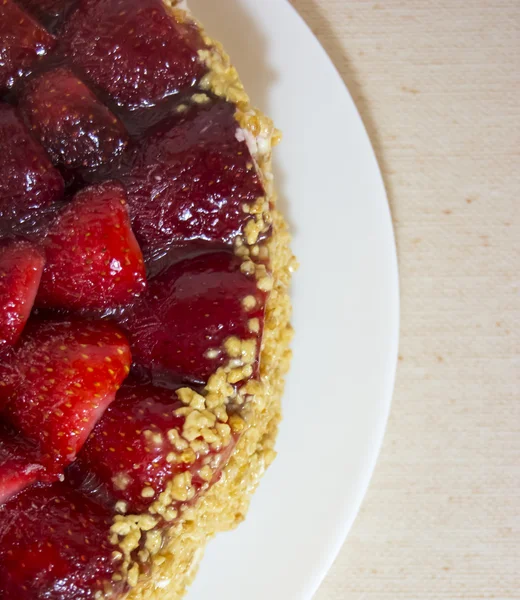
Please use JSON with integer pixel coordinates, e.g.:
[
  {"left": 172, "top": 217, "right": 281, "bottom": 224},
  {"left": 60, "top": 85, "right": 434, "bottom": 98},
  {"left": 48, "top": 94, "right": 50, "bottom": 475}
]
[{"left": 0, "top": 0, "right": 295, "bottom": 598}]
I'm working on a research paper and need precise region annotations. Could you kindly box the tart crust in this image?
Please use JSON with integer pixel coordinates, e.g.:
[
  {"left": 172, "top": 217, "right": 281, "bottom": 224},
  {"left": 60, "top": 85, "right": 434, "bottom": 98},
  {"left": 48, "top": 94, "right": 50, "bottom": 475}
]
[
  {"left": 121, "top": 5, "right": 295, "bottom": 599},
  {"left": 126, "top": 209, "right": 293, "bottom": 599}
]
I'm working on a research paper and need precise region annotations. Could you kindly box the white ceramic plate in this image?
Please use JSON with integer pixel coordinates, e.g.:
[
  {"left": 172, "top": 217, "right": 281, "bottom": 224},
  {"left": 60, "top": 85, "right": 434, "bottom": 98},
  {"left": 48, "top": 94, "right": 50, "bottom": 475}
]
[{"left": 187, "top": 1, "right": 399, "bottom": 598}]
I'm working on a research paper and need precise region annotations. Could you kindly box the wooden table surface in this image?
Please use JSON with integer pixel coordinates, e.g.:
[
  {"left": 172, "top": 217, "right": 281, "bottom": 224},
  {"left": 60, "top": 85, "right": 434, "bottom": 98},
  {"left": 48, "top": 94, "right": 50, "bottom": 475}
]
[{"left": 286, "top": 1, "right": 519, "bottom": 598}]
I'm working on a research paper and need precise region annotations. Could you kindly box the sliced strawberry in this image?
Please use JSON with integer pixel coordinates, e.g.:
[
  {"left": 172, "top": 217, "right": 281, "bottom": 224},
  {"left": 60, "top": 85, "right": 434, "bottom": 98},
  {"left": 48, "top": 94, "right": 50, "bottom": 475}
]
[
  {"left": 20, "top": 68, "right": 129, "bottom": 171},
  {"left": 0, "top": 241, "right": 44, "bottom": 352},
  {"left": 0, "top": 0, "right": 56, "bottom": 91},
  {"left": 37, "top": 181, "right": 146, "bottom": 311},
  {"left": 0, "top": 422, "right": 44, "bottom": 503},
  {"left": 70, "top": 380, "right": 236, "bottom": 513},
  {"left": 0, "top": 104, "right": 64, "bottom": 235},
  {"left": 0, "top": 482, "right": 124, "bottom": 599},
  {"left": 0, "top": 319, "right": 131, "bottom": 477},
  {"left": 62, "top": 0, "right": 206, "bottom": 110},
  {"left": 118, "top": 250, "right": 266, "bottom": 385},
  {"left": 15, "top": 0, "right": 76, "bottom": 30},
  {"left": 119, "top": 100, "right": 266, "bottom": 256}
]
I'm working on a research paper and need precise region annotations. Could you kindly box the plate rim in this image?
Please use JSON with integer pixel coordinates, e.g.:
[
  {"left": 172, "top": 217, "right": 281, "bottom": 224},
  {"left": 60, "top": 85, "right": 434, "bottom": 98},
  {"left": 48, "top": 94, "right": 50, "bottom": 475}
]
[
  {"left": 186, "top": 1, "right": 400, "bottom": 597},
  {"left": 281, "top": 2, "right": 400, "bottom": 594}
]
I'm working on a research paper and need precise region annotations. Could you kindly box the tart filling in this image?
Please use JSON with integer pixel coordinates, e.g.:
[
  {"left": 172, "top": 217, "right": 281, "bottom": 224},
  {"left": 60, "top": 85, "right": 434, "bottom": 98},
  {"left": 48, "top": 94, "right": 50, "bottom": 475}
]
[{"left": 0, "top": 1, "right": 295, "bottom": 598}]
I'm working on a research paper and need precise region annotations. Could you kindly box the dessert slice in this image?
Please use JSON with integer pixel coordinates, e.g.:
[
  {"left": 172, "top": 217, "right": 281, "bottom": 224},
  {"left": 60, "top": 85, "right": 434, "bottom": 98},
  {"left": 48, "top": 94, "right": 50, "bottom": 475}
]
[{"left": 0, "top": 1, "right": 295, "bottom": 598}]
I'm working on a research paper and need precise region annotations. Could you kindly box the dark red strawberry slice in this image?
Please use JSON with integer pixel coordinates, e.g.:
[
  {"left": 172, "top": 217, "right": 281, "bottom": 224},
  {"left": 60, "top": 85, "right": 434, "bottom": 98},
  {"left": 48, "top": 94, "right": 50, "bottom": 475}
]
[
  {"left": 0, "top": 104, "right": 64, "bottom": 235},
  {"left": 118, "top": 250, "right": 266, "bottom": 385},
  {"left": 0, "top": 241, "right": 44, "bottom": 352},
  {"left": 0, "top": 422, "right": 44, "bottom": 503},
  {"left": 0, "top": 0, "right": 56, "bottom": 91},
  {"left": 62, "top": 0, "right": 206, "bottom": 110},
  {"left": 0, "top": 319, "right": 131, "bottom": 477},
  {"left": 119, "top": 100, "right": 266, "bottom": 256},
  {"left": 20, "top": 68, "right": 129, "bottom": 171},
  {"left": 70, "top": 381, "right": 236, "bottom": 514},
  {"left": 15, "top": 0, "right": 76, "bottom": 30},
  {"left": 37, "top": 181, "right": 146, "bottom": 311},
  {"left": 0, "top": 482, "right": 125, "bottom": 600}
]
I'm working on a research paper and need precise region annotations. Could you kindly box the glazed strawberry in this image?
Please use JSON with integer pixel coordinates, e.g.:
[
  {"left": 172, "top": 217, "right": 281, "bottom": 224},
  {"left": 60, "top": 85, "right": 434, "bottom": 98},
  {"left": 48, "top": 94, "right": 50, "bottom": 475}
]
[
  {"left": 0, "top": 319, "right": 131, "bottom": 476},
  {"left": 15, "top": 0, "right": 76, "bottom": 30},
  {"left": 37, "top": 181, "right": 146, "bottom": 311},
  {"left": 0, "top": 482, "right": 125, "bottom": 599},
  {"left": 120, "top": 100, "right": 266, "bottom": 256},
  {"left": 62, "top": 0, "right": 206, "bottom": 110},
  {"left": 0, "top": 422, "right": 44, "bottom": 503},
  {"left": 0, "top": 241, "right": 44, "bottom": 351},
  {"left": 20, "top": 68, "right": 129, "bottom": 171},
  {"left": 119, "top": 251, "right": 266, "bottom": 385},
  {"left": 71, "top": 381, "right": 236, "bottom": 514},
  {"left": 0, "top": 0, "right": 56, "bottom": 91},
  {"left": 0, "top": 104, "right": 64, "bottom": 235}
]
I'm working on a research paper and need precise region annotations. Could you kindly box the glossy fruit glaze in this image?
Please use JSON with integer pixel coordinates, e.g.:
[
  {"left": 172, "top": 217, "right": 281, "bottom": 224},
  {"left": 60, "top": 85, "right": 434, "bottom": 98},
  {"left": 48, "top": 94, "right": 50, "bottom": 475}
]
[
  {"left": 21, "top": 67, "right": 129, "bottom": 171},
  {"left": 0, "top": 0, "right": 271, "bottom": 597}
]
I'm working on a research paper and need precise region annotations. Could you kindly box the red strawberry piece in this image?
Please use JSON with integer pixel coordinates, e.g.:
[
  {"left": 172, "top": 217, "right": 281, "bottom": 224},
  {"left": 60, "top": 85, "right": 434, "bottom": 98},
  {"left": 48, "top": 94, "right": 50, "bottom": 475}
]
[
  {"left": 118, "top": 250, "right": 266, "bottom": 385},
  {"left": 37, "top": 181, "right": 146, "bottom": 311},
  {"left": 0, "top": 422, "right": 44, "bottom": 503},
  {"left": 120, "top": 100, "right": 266, "bottom": 256},
  {"left": 0, "top": 241, "right": 44, "bottom": 352},
  {"left": 62, "top": 0, "right": 206, "bottom": 110},
  {"left": 0, "top": 319, "right": 131, "bottom": 477},
  {"left": 20, "top": 68, "right": 129, "bottom": 171},
  {"left": 0, "top": 0, "right": 56, "bottom": 91},
  {"left": 0, "top": 104, "right": 64, "bottom": 235},
  {"left": 15, "top": 0, "right": 76, "bottom": 30},
  {"left": 71, "top": 381, "right": 236, "bottom": 514},
  {"left": 0, "top": 482, "right": 124, "bottom": 599}
]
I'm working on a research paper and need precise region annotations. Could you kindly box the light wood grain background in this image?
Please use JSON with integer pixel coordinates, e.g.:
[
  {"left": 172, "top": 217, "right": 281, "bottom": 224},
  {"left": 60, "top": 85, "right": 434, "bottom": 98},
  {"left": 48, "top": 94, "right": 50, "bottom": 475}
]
[{"left": 285, "top": 1, "right": 519, "bottom": 598}]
